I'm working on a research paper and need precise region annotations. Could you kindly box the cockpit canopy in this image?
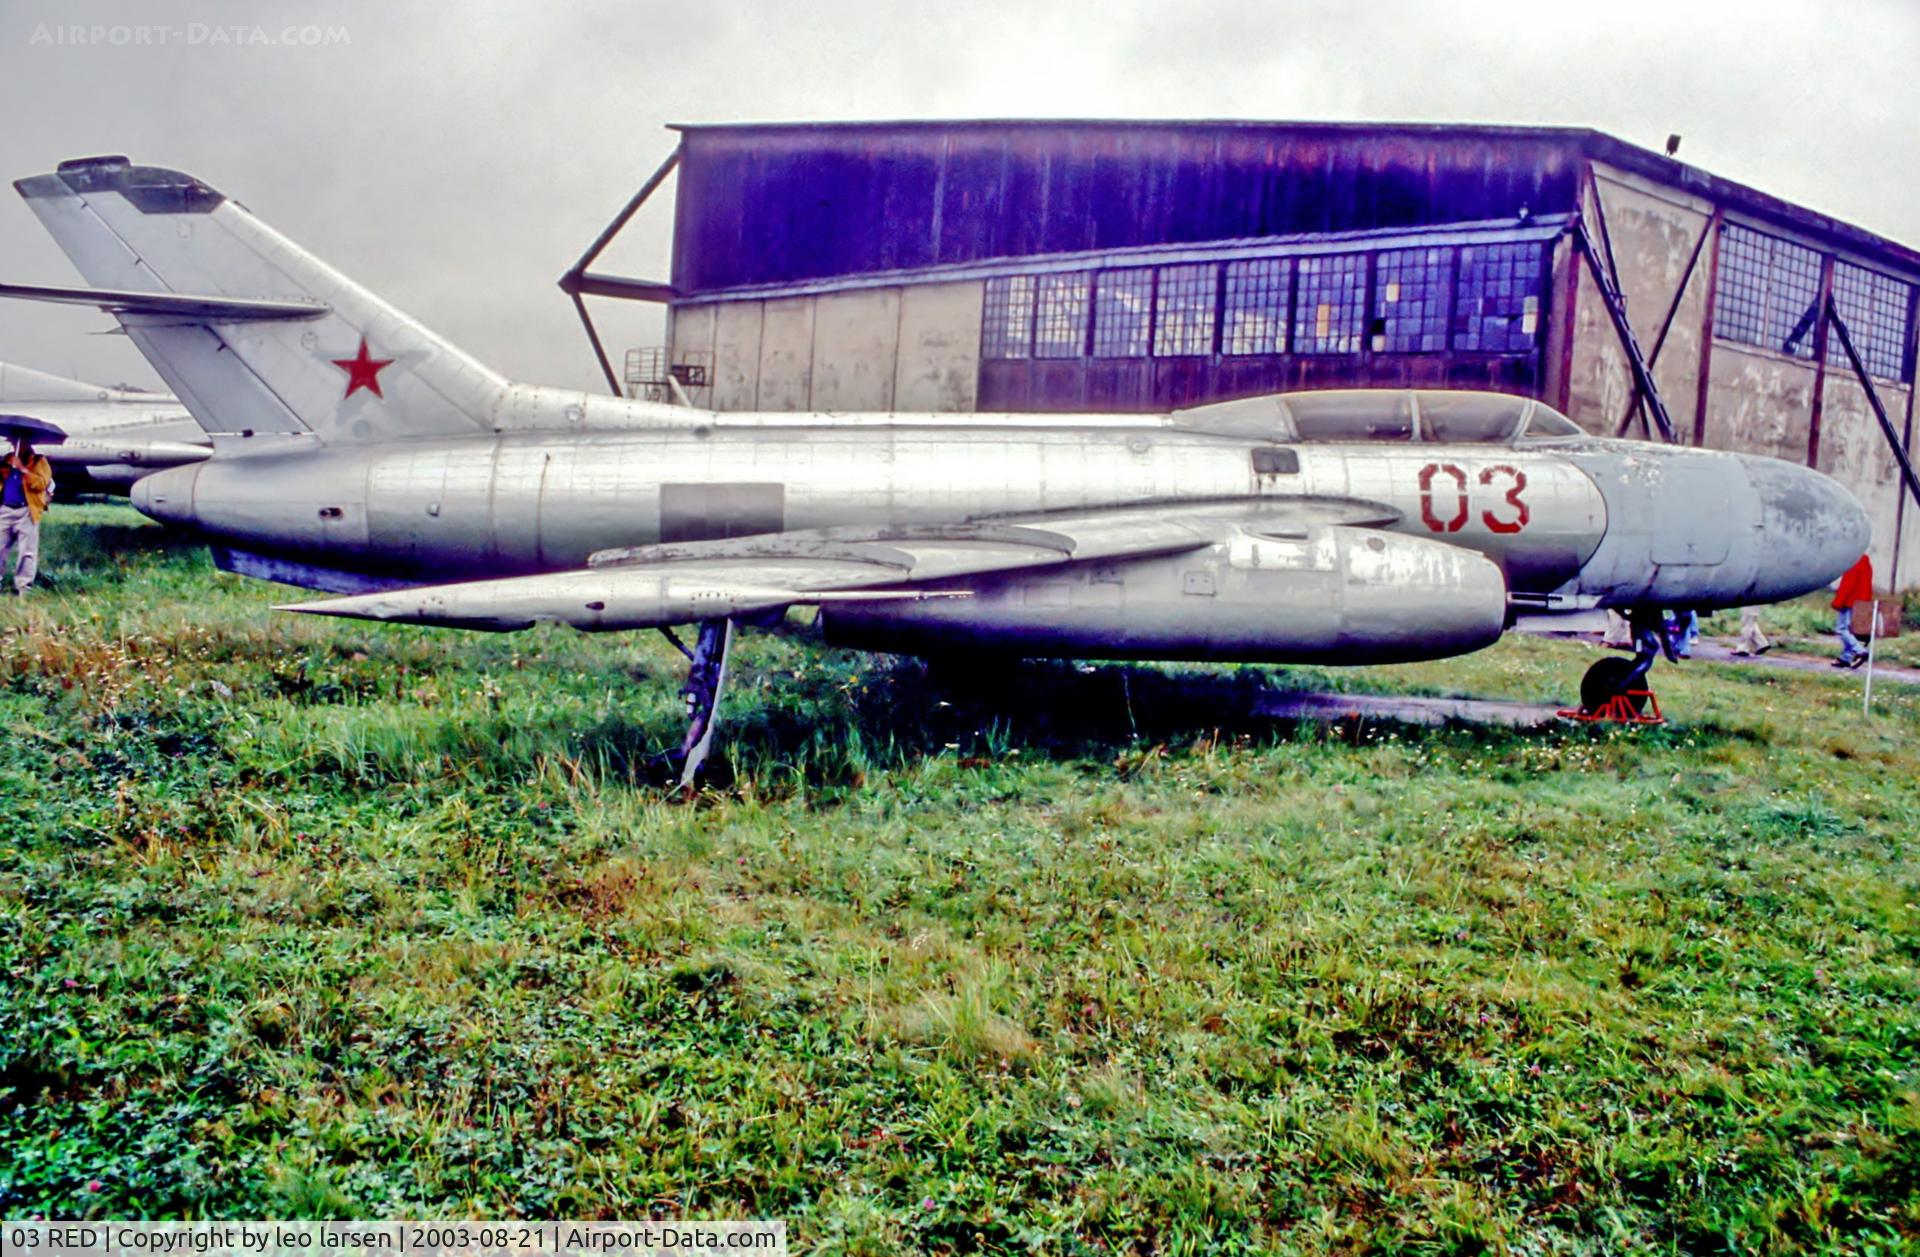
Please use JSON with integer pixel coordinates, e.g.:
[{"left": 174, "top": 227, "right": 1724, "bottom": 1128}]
[{"left": 1172, "top": 389, "right": 1585, "bottom": 445}]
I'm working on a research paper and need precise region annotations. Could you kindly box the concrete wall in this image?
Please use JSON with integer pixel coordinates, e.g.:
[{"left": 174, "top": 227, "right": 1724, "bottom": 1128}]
[
  {"left": 756, "top": 298, "right": 816, "bottom": 412},
  {"left": 894, "top": 282, "right": 985, "bottom": 412},
  {"left": 809, "top": 288, "right": 900, "bottom": 411},
  {"left": 669, "top": 280, "right": 982, "bottom": 414},
  {"left": 711, "top": 302, "right": 764, "bottom": 410},
  {"left": 1698, "top": 342, "right": 1818, "bottom": 466}
]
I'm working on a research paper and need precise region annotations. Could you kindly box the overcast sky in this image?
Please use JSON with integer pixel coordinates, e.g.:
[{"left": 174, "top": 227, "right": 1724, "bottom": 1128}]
[{"left": 0, "top": 0, "right": 1915, "bottom": 394}]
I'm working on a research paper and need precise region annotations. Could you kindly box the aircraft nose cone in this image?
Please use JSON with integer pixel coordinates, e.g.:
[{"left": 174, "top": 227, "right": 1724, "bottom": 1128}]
[
  {"left": 130, "top": 463, "right": 198, "bottom": 525},
  {"left": 1740, "top": 455, "right": 1870, "bottom": 602}
]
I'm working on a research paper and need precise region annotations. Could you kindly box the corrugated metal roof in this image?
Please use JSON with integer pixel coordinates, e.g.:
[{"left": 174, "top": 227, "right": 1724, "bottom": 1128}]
[
  {"left": 660, "top": 119, "right": 1920, "bottom": 279},
  {"left": 668, "top": 123, "right": 1586, "bottom": 292}
]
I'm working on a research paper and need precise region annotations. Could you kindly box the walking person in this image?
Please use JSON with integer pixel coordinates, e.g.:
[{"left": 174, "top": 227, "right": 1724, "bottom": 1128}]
[
  {"left": 1665, "top": 609, "right": 1699, "bottom": 659},
  {"left": 0, "top": 435, "right": 52, "bottom": 594},
  {"left": 1831, "top": 553, "right": 1874, "bottom": 668},
  {"left": 1733, "top": 607, "right": 1771, "bottom": 656}
]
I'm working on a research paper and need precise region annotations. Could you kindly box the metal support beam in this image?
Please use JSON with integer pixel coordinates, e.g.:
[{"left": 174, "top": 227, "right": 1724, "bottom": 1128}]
[
  {"left": 1614, "top": 211, "right": 1714, "bottom": 439},
  {"left": 1572, "top": 216, "right": 1677, "bottom": 443},
  {"left": 570, "top": 291, "right": 622, "bottom": 396},
  {"left": 1895, "top": 284, "right": 1920, "bottom": 590},
  {"left": 1827, "top": 295, "right": 1920, "bottom": 516},
  {"left": 1551, "top": 233, "right": 1580, "bottom": 414},
  {"left": 1589, "top": 177, "right": 1625, "bottom": 314},
  {"left": 562, "top": 147, "right": 681, "bottom": 286},
  {"left": 1806, "top": 257, "right": 1836, "bottom": 468},
  {"left": 558, "top": 147, "right": 683, "bottom": 397},
  {"left": 570, "top": 272, "right": 677, "bottom": 302},
  {"left": 1691, "top": 209, "right": 1725, "bottom": 448}
]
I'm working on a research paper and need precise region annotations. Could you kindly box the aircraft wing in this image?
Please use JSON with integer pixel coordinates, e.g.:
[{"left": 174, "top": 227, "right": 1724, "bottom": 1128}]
[{"left": 275, "top": 500, "right": 1392, "bottom": 632}]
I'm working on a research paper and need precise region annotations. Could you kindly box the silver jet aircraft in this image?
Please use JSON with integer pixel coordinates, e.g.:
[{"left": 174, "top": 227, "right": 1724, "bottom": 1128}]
[
  {"left": 8, "top": 157, "right": 1871, "bottom": 781},
  {"left": 0, "top": 361, "right": 208, "bottom": 492}
]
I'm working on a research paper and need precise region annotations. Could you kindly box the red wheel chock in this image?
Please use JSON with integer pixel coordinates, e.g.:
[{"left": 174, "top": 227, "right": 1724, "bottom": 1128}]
[{"left": 1557, "top": 690, "right": 1665, "bottom": 725}]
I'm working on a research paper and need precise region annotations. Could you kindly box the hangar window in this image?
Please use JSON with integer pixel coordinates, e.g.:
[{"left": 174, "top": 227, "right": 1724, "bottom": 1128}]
[
  {"left": 1830, "top": 261, "right": 1912, "bottom": 381},
  {"left": 1034, "top": 273, "right": 1091, "bottom": 359},
  {"left": 1374, "top": 247, "right": 1452, "bottom": 353},
  {"left": 981, "top": 275, "right": 1035, "bottom": 359},
  {"left": 1713, "top": 224, "right": 1821, "bottom": 360},
  {"left": 1294, "top": 253, "right": 1367, "bottom": 354},
  {"left": 1093, "top": 267, "right": 1155, "bottom": 358},
  {"left": 1154, "top": 264, "right": 1218, "bottom": 356},
  {"left": 1223, "top": 258, "right": 1291, "bottom": 355},
  {"left": 1452, "top": 242, "right": 1543, "bottom": 353}
]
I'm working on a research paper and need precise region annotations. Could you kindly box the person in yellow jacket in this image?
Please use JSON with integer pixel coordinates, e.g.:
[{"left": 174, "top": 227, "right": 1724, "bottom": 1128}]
[{"left": 0, "top": 435, "right": 54, "bottom": 593}]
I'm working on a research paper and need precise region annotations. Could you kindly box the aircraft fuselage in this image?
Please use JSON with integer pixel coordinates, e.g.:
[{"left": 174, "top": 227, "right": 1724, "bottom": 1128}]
[{"left": 131, "top": 416, "right": 1861, "bottom": 613}]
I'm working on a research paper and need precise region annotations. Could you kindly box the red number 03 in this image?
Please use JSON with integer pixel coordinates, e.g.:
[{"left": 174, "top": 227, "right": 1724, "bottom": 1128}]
[
  {"left": 1478, "top": 464, "right": 1529, "bottom": 534},
  {"left": 1417, "top": 463, "right": 1529, "bottom": 534}
]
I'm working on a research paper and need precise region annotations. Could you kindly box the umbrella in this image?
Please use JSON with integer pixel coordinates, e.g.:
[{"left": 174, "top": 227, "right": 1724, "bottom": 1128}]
[{"left": 0, "top": 414, "right": 68, "bottom": 444}]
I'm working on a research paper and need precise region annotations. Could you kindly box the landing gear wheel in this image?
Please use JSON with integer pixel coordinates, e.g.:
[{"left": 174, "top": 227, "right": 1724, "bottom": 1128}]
[{"left": 1580, "top": 656, "right": 1647, "bottom": 716}]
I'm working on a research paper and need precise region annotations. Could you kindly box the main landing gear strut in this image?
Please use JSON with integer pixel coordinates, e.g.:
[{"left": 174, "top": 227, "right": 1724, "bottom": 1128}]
[
  {"left": 659, "top": 618, "right": 736, "bottom": 789},
  {"left": 1562, "top": 606, "right": 1674, "bottom": 725}
]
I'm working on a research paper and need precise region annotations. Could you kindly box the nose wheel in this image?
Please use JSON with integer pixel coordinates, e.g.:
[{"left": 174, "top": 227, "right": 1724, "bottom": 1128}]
[
  {"left": 1560, "top": 608, "right": 1669, "bottom": 725},
  {"left": 1568, "top": 656, "right": 1662, "bottom": 722},
  {"left": 1580, "top": 656, "right": 1648, "bottom": 715}
]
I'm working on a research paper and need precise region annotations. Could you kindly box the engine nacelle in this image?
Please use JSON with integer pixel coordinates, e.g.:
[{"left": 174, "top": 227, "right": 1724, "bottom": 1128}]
[{"left": 821, "top": 524, "right": 1508, "bottom": 664}]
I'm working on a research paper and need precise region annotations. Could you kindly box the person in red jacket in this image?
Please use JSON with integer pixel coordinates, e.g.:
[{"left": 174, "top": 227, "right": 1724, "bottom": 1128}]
[{"left": 1831, "top": 553, "right": 1874, "bottom": 668}]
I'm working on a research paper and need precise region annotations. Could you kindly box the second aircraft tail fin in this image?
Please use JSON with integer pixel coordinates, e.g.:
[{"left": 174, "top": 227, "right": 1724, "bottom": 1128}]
[{"left": 0, "top": 361, "right": 148, "bottom": 403}]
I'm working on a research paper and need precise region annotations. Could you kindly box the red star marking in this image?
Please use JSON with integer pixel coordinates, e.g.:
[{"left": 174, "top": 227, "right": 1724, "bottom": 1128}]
[{"left": 330, "top": 337, "right": 393, "bottom": 399}]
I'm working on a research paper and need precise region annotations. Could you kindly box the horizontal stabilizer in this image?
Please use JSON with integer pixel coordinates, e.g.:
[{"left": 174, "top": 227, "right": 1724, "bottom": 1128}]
[{"left": 0, "top": 281, "right": 328, "bottom": 322}]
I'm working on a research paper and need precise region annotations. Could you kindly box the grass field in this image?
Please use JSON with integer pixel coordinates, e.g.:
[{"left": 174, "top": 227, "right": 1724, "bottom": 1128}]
[{"left": 1, "top": 505, "right": 1917, "bottom": 1254}]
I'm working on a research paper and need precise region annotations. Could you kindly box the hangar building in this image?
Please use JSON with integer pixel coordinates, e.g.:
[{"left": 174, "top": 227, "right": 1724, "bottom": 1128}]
[{"left": 568, "top": 121, "right": 1920, "bottom": 589}]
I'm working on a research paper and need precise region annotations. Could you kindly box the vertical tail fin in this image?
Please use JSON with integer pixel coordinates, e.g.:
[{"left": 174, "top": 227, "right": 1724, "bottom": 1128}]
[{"left": 14, "top": 156, "right": 504, "bottom": 444}]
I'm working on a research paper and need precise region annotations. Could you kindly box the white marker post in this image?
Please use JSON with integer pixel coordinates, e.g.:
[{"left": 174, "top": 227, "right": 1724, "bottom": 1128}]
[{"left": 1863, "top": 603, "right": 1883, "bottom": 715}]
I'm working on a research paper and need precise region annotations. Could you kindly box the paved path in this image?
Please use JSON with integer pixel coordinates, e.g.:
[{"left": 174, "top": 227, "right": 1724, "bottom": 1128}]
[
  {"left": 1686, "top": 636, "right": 1920, "bottom": 685},
  {"left": 1244, "top": 631, "right": 1920, "bottom": 733},
  {"left": 1521, "top": 624, "right": 1920, "bottom": 687},
  {"left": 1251, "top": 689, "right": 1565, "bottom": 728}
]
